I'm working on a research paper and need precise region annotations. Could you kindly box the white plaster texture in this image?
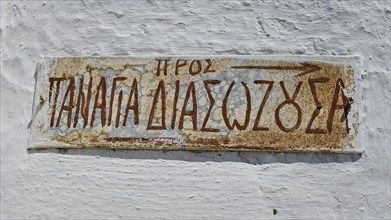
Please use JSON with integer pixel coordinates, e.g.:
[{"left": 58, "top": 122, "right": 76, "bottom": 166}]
[{"left": 1, "top": 0, "right": 390, "bottom": 219}]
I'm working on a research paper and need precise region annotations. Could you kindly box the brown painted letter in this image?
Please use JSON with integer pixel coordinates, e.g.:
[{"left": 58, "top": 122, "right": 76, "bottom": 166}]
[
  {"left": 175, "top": 60, "right": 187, "bottom": 75},
  {"left": 90, "top": 77, "right": 107, "bottom": 127},
  {"left": 222, "top": 81, "right": 251, "bottom": 130},
  {"left": 56, "top": 77, "right": 75, "bottom": 128},
  {"left": 73, "top": 76, "right": 93, "bottom": 128},
  {"left": 147, "top": 80, "right": 166, "bottom": 130},
  {"left": 115, "top": 91, "right": 123, "bottom": 128},
  {"left": 201, "top": 80, "right": 221, "bottom": 132},
  {"left": 123, "top": 79, "right": 139, "bottom": 126},
  {"left": 275, "top": 81, "right": 303, "bottom": 132},
  {"left": 108, "top": 77, "right": 127, "bottom": 126},
  {"left": 179, "top": 82, "right": 198, "bottom": 130},
  {"left": 203, "top": 59, "right": 216, "bottom": 74},
  {"left": 189, "top": 60, "right": 202, "bottom": 76},
  {"left": 306, "top": 78, "right": 330, "bottom": 134},
  {"left": 327, "top": 78, "right": 349, "bottom": 133},
  {"left": 170, "top": 80, "right": 180, "bottom": 129},
  {"left": 155, "top": 59, "right": 170, "bottom": 76},
  {"left": 252, "top": 80, "right": 274, "bottom": 131},
  {"left": 49, "top": 77, "right": 65, "bottom": 127}
]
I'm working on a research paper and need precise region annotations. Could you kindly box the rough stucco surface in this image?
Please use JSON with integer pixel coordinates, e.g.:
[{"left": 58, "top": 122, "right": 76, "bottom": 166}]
[{"left": 0, "top": 0, "right": 390, "bottom": 219}]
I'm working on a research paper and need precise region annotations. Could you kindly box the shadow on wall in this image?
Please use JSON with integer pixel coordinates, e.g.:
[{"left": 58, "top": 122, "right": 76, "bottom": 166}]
[{"left": 27, "top": 148, "right": 362, "bottom": 164}]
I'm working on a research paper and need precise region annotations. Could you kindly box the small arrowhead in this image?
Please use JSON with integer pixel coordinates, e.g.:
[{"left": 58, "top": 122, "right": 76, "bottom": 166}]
[{"left": 296, "top": 63, "right": 321, "bottom": 77}]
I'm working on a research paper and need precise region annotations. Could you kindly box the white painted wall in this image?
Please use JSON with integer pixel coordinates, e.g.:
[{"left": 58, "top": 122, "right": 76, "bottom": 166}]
[{"left": 1, "top": 0, "right": 390, "bottom": 219}]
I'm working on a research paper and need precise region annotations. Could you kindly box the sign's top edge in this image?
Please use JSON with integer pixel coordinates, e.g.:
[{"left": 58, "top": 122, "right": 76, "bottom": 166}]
[{"left": 39, "top": 55, "right": 361, "bottom": 58}]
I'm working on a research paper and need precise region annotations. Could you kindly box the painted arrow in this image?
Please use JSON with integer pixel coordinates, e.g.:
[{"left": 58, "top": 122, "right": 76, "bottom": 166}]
[{"left": 231, "top": 62, "right": 321, "bottom": 77}]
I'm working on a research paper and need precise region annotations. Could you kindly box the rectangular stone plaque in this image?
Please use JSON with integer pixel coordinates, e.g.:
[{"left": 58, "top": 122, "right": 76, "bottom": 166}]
[{"left": 28, "top": 56, "right": 361, "bottom": 152}]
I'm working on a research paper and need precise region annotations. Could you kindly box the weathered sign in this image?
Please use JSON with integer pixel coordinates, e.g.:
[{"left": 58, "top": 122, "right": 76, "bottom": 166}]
[{"left": 28, "top": 56, "right": 361, "bottom": 152}]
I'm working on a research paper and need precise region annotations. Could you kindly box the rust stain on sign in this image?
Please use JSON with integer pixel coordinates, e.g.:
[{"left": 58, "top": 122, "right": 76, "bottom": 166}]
[{"left": 28, "top": 56, "right": 362, "bottom": 152}]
